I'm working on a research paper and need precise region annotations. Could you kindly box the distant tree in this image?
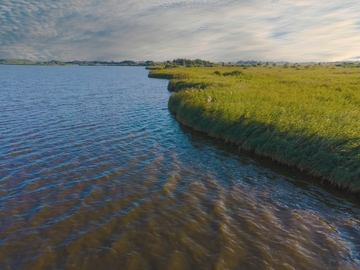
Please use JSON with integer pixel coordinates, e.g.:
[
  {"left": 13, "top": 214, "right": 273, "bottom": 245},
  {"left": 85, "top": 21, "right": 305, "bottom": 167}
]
[{"left": 144, "top": 60, "right": 155, "bottom": 66}]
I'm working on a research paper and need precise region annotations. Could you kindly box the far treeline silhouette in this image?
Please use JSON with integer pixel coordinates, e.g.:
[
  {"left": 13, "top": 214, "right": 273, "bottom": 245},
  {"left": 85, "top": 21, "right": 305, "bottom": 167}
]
[
  {"left": 0, "top": 59, "right": 155, "bottom": 66},
  {"left": 0, "top": 58, "right": 215, "bottom": 67}
]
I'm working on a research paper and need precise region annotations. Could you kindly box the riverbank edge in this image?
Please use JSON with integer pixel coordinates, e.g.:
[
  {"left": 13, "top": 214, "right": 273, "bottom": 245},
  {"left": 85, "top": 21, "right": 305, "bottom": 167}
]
[{"left": 148, "top": 71, "right": 360, "bottom": 193}]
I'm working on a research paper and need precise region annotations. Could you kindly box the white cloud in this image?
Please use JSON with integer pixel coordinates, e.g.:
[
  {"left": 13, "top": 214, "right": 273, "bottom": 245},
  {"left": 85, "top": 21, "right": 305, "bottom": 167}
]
[{"left": 0, "top": 0, "right": 359, "bottom": 61}]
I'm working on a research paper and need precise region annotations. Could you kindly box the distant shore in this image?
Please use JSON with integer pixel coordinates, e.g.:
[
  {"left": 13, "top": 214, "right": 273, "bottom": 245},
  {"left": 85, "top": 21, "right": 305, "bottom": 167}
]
[
  {"left": 0, "top": 59, "right": 155, "bottom": 66},
  {"left": 148, "top": 64, "right": 360, "bottom": 192}
]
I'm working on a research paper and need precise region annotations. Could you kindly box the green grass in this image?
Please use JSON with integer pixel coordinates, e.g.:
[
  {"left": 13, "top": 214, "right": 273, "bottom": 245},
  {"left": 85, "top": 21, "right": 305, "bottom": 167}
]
[{"left": 149, "top": 65, "right": 360, "bottom": 192}]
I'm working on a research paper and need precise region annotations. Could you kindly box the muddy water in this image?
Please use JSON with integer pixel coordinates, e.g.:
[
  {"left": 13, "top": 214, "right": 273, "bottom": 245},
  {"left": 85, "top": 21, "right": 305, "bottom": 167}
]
[{"left": 0, "top": 65, "right": 359, "bottom": 269}]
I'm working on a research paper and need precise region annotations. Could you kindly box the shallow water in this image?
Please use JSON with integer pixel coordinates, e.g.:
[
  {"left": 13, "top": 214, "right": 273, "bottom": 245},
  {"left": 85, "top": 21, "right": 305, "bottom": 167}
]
[{"left": 0, "top": 65, "right": 359, "bottom": 269}]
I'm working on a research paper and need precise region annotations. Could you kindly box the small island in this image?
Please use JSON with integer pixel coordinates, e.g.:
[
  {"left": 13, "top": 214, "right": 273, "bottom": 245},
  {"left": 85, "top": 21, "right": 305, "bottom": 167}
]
[{"left": 149, "top": 59, "right": 360, "bottom": 192}]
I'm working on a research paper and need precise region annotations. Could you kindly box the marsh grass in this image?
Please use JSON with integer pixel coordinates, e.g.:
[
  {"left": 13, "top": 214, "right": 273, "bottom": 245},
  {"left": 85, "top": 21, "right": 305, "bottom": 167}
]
[{"left": 149, "top": 65, "right": 360, "bottom": 192}]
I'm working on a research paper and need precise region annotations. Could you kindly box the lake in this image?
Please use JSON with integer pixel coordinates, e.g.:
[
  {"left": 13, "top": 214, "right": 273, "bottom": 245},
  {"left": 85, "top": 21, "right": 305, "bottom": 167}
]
[{"left": 0, "top": 65, "right": 359, "bottom": 269}]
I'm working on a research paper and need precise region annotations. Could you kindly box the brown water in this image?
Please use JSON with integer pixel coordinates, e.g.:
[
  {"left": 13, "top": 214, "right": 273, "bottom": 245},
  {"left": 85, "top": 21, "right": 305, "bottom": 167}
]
[{"left": 0, "top": 65, "right": 359, "bottom": 269}]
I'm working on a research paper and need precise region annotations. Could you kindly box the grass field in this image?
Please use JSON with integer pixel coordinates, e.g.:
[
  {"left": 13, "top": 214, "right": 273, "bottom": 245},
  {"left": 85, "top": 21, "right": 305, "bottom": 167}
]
[{"left": 149, "top": 64, "right": 360, "bottom": 192}]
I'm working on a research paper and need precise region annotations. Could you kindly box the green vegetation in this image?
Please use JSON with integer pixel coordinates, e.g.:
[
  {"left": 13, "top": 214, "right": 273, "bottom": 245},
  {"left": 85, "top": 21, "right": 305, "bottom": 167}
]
[{"left": 149, "top": 64, "right": 360, "bottom": 192}]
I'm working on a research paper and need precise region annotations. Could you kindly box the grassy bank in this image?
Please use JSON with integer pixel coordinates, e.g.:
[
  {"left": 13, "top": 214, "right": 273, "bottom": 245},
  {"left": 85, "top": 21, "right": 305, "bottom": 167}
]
[{"left": 148, "top": 64, "right": 360, "bottom": 192}]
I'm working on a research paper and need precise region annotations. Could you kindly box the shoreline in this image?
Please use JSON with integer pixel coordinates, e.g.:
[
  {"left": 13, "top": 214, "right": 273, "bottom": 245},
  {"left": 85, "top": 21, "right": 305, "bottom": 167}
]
[{"left": 148, "top": 66, "right": 360, "bottom": 193}]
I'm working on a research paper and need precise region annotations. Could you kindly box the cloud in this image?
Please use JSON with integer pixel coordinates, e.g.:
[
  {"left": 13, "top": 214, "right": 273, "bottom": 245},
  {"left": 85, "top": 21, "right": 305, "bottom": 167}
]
[{"left": 0, "top": 0, "right": 359, "bottom": 61}]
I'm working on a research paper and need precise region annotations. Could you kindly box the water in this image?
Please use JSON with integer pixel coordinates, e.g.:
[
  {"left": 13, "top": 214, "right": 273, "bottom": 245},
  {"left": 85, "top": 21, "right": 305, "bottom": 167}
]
[{"left": 0, "top": 65, "right": 359, "bottom": 269}]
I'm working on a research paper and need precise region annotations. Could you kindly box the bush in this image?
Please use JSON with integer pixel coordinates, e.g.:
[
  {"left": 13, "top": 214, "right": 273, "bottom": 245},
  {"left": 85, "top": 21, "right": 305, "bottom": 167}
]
[
  {"left": 214, "top": 71, "right": 221, "bottom": 76},
  {"left": 223, "top": 70, "right": 243, "bottom": 76}
]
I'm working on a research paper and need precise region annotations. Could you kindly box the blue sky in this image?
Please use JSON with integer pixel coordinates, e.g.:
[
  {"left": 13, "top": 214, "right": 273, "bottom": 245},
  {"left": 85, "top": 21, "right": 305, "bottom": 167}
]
[{"left": 1, "top": 0, "right": 360, "bottom": 62}]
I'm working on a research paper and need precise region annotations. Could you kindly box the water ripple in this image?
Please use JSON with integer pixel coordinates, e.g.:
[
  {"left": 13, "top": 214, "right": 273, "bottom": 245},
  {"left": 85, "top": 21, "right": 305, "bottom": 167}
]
[{"left": 0, "top": 65, "right": 359, "bottom": 269}]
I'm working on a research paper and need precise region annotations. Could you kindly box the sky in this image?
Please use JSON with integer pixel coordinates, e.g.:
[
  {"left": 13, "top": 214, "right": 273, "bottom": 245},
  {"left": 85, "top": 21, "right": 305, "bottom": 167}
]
[{"left": 1, "top": 0, "right": 360, "bottom": 62}]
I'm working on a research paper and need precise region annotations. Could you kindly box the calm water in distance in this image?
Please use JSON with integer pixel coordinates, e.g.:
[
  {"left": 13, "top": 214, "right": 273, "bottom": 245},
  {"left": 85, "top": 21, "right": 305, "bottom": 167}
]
[{"left": 0, "top": 65, "right": 359, "bottom": 269}]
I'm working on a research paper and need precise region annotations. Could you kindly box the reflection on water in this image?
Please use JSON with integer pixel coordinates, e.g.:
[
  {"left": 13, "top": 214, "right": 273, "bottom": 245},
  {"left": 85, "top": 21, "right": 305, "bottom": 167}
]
[{"left": 0, "top": 65, "right": 359, "bottom": 269}]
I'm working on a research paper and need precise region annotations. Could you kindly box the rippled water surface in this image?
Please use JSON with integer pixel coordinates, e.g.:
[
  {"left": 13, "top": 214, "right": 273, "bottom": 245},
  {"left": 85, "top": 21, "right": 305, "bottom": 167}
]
[{"left": 0, "top": 65, "right": 359, "bottom": 269}]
